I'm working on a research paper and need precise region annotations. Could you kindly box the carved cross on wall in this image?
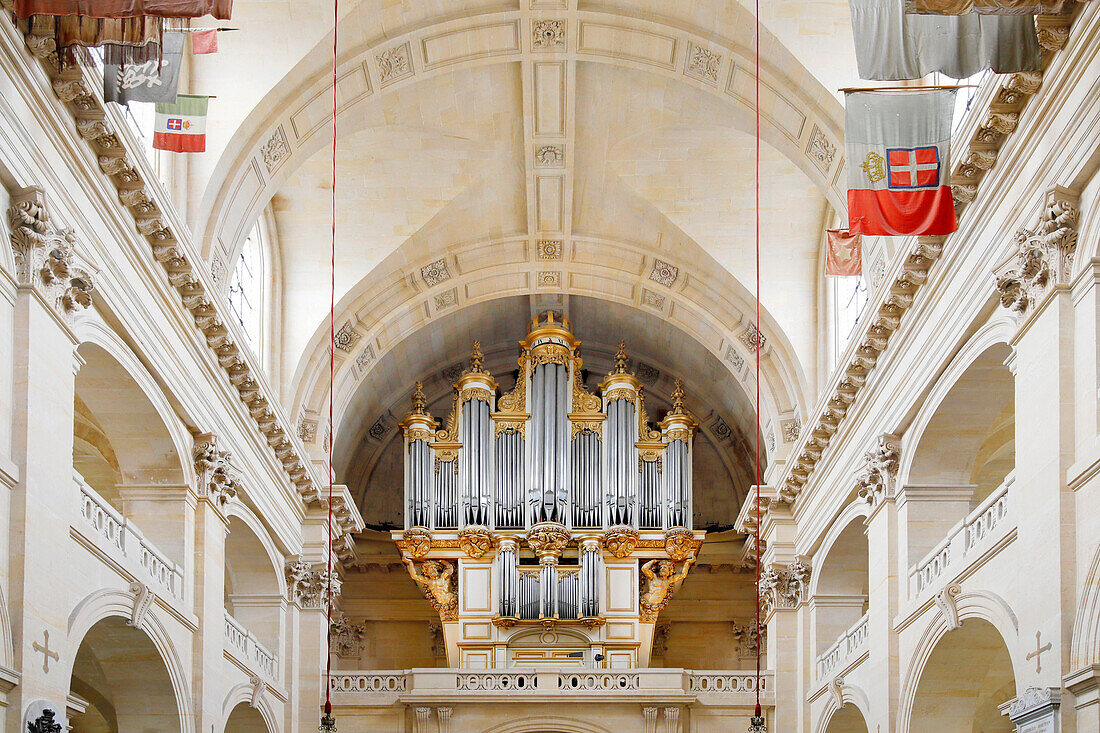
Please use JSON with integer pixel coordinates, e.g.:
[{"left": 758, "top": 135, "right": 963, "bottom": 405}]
[
  {"left": 33, "top": 630, "right": 58, "bottom": 673},
  {"left": 1026, "top": 630, "right": 1051, "bottom": 673}
]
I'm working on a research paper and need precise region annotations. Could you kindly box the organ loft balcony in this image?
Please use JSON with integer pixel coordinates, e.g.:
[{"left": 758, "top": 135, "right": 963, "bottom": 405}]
[{"left": 393, "top": 312, "right": 707, "bottom": 668}]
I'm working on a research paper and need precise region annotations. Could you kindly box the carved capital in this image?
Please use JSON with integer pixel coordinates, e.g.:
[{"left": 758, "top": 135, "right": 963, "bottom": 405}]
[
  {"left": 8, "top": 187, "right": 95, "bottom": 319},
  {"left": 855, "top": 434, "right": 900, "bottom": 507},
  {"left": 458, "top": 525, "right": 494, "bottom": 559},
  {"left": 760, "top": 560, "right": 810, "bottom": 617},
  {"left": 402, "top": 526, "right": 433, "bottom": 558},
  {"left": 604, "top": 524, "right": 640, "bottom": 558},
  {"left": 663, "top": 527, "right": 696, "bottom": 561},
  {"left": 995, "top": 187, "right": 1080, "bottom": 321},
  {"left": 192, "top": 433, "right": 241, "bottom": 507},
  {"left": 285, "top": 559, "right": 342, "bottom": 609},
  {"left": 526, "top": 521, "right": 569, "bottom": 563}
]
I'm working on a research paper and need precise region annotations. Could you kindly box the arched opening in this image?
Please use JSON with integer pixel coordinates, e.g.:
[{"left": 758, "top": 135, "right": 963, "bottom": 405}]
[
  {"left": 224, "top": 515, "right": 284, "bottom": 653},
  {"left": 903, "top": 343, "right": 1015, "bottom": 576},
  {"left": 73, "top": 342, "right": 188, "bottom": 567},
  {"left": 225, "top": 703, "right": 269, "bottom": 733},
  {"left": 824, "top": 705, "right": 869, "bottom": 733},
  {"left": 811, "top": 518, "right": 869, "bottom": 664},
  {"left": 908, "top": 619, "right": 1015, "bottom": 732},
  {"left": 68, "top": 617, "right": 182, "bottom": 733}
]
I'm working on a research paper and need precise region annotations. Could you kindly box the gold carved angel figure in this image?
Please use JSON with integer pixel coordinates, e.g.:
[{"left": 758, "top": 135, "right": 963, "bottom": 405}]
[
  {"left": 640, "top": 558, "right": 694, "bottom": 618},
  {"left": 403, "top": 558, "right": 457, "bottom": 610}
]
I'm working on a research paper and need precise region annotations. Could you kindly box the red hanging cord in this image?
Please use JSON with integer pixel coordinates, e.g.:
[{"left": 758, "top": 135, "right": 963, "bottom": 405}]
[
  {"left": 324, "top": 0, "right": 338, "bottom": 719},
  {"left": 753, "top": 0, "right": 763, "bottom": 721}
]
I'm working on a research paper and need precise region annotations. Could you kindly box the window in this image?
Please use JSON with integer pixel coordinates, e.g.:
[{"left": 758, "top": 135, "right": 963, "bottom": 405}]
[
  {"left": 936, "top": 69, "right": 993, "bottom": 132},
  {"left": 833, "top": 274, "right": 868, "bottom": 359},
  {"left": 228, "top": 224, "right": 265, "bottom": 352}
]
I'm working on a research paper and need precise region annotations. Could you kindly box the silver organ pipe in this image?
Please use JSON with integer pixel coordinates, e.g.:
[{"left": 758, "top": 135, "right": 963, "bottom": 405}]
[
  {"left": 580, "top": 546, "right": 600, "bottom": 617},
  {"left": 570, "top": 431, "right": 601, "bottom": 527},
  {"left": 518, "top": 571, "right": 540, "bottom": 620},
  {"left": 639, "top": 459, "right": 662, "bottom": 528},
  {"left": 495, "top": 430, "right": 524, "bottom": 528},
  {"left": 435, "top": 459, "right": 458, "bottom": 528},
  {"left": 665, "top": 439, "right": 690, "bottom": 528},
  {"left": 407, "top": 439, "right": 432, "bottom": 527},
  {"left": 530, "top": 362, "right": 568, "bottom": 524},
  {"left": 539, "top": 563, "right": 556, "bottom": 618},
  {"left": 605, "top": 398, "right": 637, "bottom": 526},
  {"left": 498, "top": 545, "right": 518, "bottom": 617},
  {"left": 558, "top": 570, "right": 579, "bottom": 620},
  {"left": 460, "top": 398, "right": 493, "bottom": 526}
]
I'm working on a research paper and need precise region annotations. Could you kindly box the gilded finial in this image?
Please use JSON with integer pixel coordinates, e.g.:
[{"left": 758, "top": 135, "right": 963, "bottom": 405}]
[
  {"left": 412, "top": 381, "right": 426, "bottom": 414},
  {"left": 612, "top": 340, "right": 630, "bottom": 374},
  {"left": 470, "top": 340, "right": 484, "bottom": 372},
  {"left": 671, "top": 379, "right": 686, "bottom": 414}
]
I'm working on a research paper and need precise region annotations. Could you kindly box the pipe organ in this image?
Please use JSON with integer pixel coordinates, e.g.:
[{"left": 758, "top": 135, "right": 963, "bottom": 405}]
[{"left": 396, "top": 313, "right": 704, "bottom": 669}]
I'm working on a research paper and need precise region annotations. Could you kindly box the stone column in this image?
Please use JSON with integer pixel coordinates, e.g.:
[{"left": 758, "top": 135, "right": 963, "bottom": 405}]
[
  {"left": 759, "top": 495, "right": 809, "bottom": 732},
  {"left": 857, "top": 434, "right": 902, "bottom": 730},
  {"left": 189, "top": 434, "right": 232, "bottom": 733},
  {"left": 995, "top": 187, "right": 1080, "bottom": 730},
  {"left": 5, "top": 187, "right": 94, "bottom": 729}
]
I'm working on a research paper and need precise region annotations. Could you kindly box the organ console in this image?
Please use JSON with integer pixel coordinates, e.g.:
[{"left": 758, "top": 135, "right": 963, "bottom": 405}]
[{"left": 395, "top": 312, "right": 703, "bottom": 668}]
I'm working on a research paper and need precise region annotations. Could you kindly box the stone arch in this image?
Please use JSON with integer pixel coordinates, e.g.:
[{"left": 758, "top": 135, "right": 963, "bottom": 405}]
[
  {"left": 480, "top": 717, "right": 615, "bottom": 733},
  {"left": 66, "top": 587, "right": 192, "bottom": 733},
  {"left": 808, "top": 505, "right": 870, "bottom": 659},
  {"left": 222, "top": 686, "right": 278, "bottom": 733},
  {"left": 898, "top": 589, "right": 1021, "bottom": 733},
  {"left": 223, "top": 504, "right": 287, "bottom": 651},
  {"left": 199, "top": 8, "right": 844, "bottom": 263},
  {"left": 814, "top": 680, "right": 872, "bottom": 733},
  {"left": 1071, "top": 540, "right": 1100, "bottom": 668},
  {"left": 897, "top": 319, "right": 1016, "bottom": 498}
]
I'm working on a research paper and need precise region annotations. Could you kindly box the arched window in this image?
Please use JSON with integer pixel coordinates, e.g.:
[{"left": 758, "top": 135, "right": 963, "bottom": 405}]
[
  {"left": 833, "top": 274, "right": 868, "bottom": 358},
  {"left": 228, "top": 224, "right": 265, "bottom": 353}
]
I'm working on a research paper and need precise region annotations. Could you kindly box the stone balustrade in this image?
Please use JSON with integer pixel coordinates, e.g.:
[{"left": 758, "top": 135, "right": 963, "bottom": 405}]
[
  {"left": 816, "top": 613, "right": 869, "bottom": 680},
  {"left": 75, "top": 474, "right": 184, "bottom": 601},
  {"left": 329, "top": 668, "right": 773, "bottom": 706},
  {"left": 909, "top": 473, "right": 1014, "bottom": 596},
  {"left": 223, "top": 609, "right": 278, "bottom": 683}
]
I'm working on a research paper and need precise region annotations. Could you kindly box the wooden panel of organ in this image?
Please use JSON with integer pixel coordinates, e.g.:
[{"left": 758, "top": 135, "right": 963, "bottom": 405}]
[{"left": 395, "top": 312, "right": 703, "bottom": 668}]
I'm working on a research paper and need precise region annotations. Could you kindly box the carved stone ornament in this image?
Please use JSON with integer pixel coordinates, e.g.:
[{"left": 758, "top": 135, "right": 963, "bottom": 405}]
[
  {"left": 1000, "top": 686, "right": 1061, "bottom": 726},
  {"left": 285, "top": 560, "right": 342, "bottom": 609},
  {"left": 604, "top": 524, "right": 640, "bottom": 558},
  {"left": 458, "top": 525, "right": 494, "bottom": 559},
  {"left": 639, "top": 557, "right": 694, "bottom": 622},
  {"left": 404, "top": 558, "right": 458, "bottom": 621},
  {"left": 526, "top": 522, "right": 570, "bottom": 562},
  {"left": 759, "top": 560, "right": 810, "bottom": 617},
  {"left": 428, "top": 620, "right": 447, "bottom": 658},
  {"left": 193, "top": 433, "right": 242, "bottom": 506},
  {"left": 663, "top": 527, "right": 696, "bottom": 561},
  {"left": 731, "top": 620, "right": 765, "bottom": 658},
  {"left": 8, "top": 187, "right": 96, "bottom": 320},
  {"left": 28, "top": 710, "right": 62, "bottom": 733},
  {"left": 995, "top": 189, "right": 1080, "bottom": 320},
  {"left": 855, "top": 434, "right": 900, "bottom": 507},
  {"left": 403, "top": 526, "right": 433, "bottom": 559},
  {"left": 260, "top": 126, "right": 290, "bottom": 173},
  {"left": 685, "top": 44, "right": 721, "bottom": 82},
  {"left": 532, "top": 19, "right": 565, "bottom": 49},
  {"left": 128, "top": 581, "right": 153, "bottom": 628},
  {"left": 933, "top": 582, "right": 962, "bottom": 631},
  {"left": 329, "top": 611, "right": 366, "bottom": 659}
]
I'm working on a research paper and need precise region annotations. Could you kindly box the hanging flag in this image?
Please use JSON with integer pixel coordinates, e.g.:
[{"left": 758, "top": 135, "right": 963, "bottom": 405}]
[
  {"left": 103, "top": 31, "right": 184, "bottom": 104},
  {"left": 905, "top": 0, "right": 1067, "bottom": 12},
  {"left": 22, "top": 13, "right": 161, "bottom": 63},
  {"left": 846, "top": 90, "right": 958, "bottom": 237},
  {"left": 849, "top": 0, "right": 1041, "bottom": 80},
  {"left": 191, "top": 28, "right": 218, "bottom": 54},
  {"left": 826, "top": 229, "right": 863, "bottom": 277},
  {"left": 14, "top": 0, "right": 232, "bottom": 20},
  {"left": 154, "top": 94, "right": 208, "bottom": 152}
]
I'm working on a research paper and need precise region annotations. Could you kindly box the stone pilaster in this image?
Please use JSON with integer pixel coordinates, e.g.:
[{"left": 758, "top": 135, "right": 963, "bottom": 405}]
[{"left": 999, "top": 187, "right": 1079, "bottom": 727}]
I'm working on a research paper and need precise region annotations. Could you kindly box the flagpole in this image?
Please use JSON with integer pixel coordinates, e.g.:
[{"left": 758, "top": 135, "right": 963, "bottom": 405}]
[{"left": 839, "top": 84, "right": 979, "bottom": 93}]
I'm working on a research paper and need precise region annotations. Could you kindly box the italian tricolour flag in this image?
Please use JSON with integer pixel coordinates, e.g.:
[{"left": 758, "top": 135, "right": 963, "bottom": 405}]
[{"left": 154, "top": 94, "right": 209, "bottom": 153}]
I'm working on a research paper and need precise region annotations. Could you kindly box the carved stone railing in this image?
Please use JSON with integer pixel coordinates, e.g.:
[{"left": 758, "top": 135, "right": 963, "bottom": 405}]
[
  {"left": 815, "top": 613, "right": 869, "bottom": 680},
  {"left": 909, "top": 473, "right": 1015, "bottom": 597},
  {"left": 223, "top": 609, "right": 279, "bottom": 683},
  {"left": 76, "top": 474, "right": 184, "bottom": 601},
  {"left": 329, "top": 668, "right": 773, "bottom": 707}
]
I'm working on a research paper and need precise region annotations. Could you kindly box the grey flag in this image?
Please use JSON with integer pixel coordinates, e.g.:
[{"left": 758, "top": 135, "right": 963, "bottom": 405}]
[
  {"left": 103, "top": 31, "right": 185, "bottom": 105},
  {"left": 850, "top": 0, "right": 1041, "bottom": 81}
]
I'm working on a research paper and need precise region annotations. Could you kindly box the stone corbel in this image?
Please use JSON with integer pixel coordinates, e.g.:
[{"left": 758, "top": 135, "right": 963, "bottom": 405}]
[
  {"left": 933, "top": 583, "right": 962, "bottom": 631},
  {"left": 127, "top": 581, "right": 153, "bottom": 628},
  {"left": 7, "top": 187, "right": 96, "bottom": 321},
  {"left": 248, "top": 676, "right": 265, "bottom": 708},
  {"left": 995, "top": 187, "right": 1081, "bottom": 322}
]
